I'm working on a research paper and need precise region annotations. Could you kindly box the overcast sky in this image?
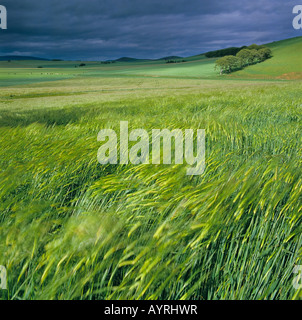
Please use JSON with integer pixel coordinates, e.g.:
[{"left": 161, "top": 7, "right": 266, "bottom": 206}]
[{"left": 0, "top": 0, "right": 301, "bottom": 60}]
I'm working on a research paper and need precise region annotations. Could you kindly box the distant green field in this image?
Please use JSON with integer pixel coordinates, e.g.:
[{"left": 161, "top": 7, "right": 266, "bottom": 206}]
[
  {"left": 1, "top": 37, "right": 301, "bottom": 87},
  {"left": 0, "top": 37, "right": 301, "bottom": 300}
]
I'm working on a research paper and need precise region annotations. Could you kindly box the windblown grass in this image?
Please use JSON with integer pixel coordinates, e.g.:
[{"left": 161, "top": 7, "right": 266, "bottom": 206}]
[{"left": 0, "top": 77, "right": 301, "bottom": 300}]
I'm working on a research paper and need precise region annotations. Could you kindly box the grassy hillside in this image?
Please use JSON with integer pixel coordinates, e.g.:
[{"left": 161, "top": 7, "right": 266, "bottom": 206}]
[{"left": 229, "top": 37, "right": 302, "bottom": 80}]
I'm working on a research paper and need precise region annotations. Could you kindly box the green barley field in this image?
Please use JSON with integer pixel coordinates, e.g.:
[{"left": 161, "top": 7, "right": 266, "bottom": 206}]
[{"left": 0, "top": 37, "right": 301, "bottom": 300}]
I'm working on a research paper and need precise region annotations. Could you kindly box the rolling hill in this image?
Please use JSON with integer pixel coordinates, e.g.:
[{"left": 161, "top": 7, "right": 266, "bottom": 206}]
[
  {"left": 99, "top": 36, "right": 302, "bottom": 80},
  {"left": 0, "top": 36, "right": 301, "bottom": 87},
  {"left": 228, "top": 36, "right": 302, "bottom": 80},
  {"left": 0, "top": 55, "right": 50, "bottom": 61}
]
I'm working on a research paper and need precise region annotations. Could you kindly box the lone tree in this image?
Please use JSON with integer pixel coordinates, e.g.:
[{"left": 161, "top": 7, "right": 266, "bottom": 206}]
[{"left": 215, "top": 55, "right": 240, "bottom": 74}]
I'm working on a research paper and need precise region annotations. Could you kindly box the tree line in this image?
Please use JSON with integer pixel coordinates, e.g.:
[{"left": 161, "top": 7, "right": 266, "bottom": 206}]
[
  {"left": 214, "top": 44, "right": 272, "bottom": 75},
  {"left": 205, "top": 46, "right": 247, "bottom": 58},
  {"left": 166, "top": 59, "right": 187, "bottom": 64}
]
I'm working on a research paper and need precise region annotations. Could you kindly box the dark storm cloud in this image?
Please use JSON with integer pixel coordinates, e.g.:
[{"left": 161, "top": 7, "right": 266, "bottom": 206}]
[{"left": 0, "top": 0, "right": 300, "bottom": 60}]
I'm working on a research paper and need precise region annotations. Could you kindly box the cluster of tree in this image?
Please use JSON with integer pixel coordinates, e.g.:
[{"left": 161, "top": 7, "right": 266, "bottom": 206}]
[
  {"left": 206, "top": 44, "right": 269, "bottom": 58},
  {"left": 215, "top": 45, "right": 272, "bottom": 74},
  {"left": 205, "top": 46, "right": 247, "bottom": 58},
  {"left": 101, "top": 61, "right": 116, "bottom": 64},
  {"left": 74, "top": 63, "right": 86, "bottom": 68},
  {"left": 166, "top": 60, "right": 186, "bottom": 64}
]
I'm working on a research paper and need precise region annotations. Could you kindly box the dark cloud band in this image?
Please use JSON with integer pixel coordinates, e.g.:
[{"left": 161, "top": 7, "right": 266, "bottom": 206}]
[{"left": 0, "top": 0, "right": 299, "bottom": 60}]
